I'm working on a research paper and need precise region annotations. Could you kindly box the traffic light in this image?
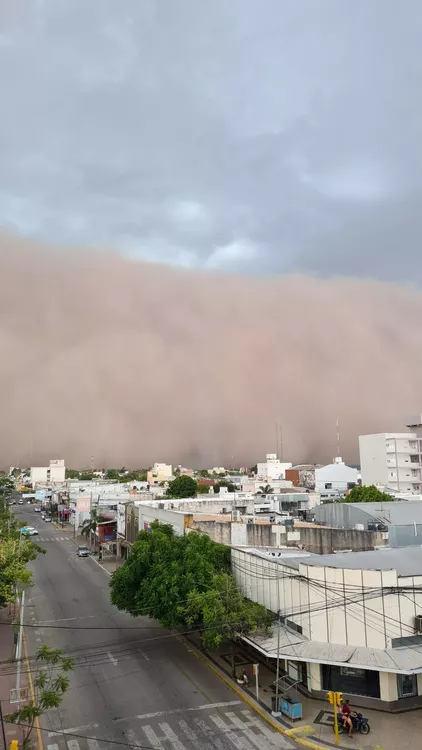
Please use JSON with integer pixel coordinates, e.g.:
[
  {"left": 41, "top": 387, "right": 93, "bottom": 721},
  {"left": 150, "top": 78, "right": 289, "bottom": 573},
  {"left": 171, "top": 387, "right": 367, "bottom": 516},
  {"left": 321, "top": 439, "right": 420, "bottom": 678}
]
[
  {"left": 9, "top": 741, "right": 19, "bottom": 750},
  {"left": 336, "top": 692, "right": 343, "bottom": 706},
  {"left": 327, "top": 691, "right": 334, "bottom": 704}
]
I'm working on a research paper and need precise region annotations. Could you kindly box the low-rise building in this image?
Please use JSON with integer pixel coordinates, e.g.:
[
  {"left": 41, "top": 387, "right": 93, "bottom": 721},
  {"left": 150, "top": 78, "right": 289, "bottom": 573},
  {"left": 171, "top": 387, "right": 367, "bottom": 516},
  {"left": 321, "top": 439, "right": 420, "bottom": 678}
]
[
  {"left": 359, "top": 431, "right": 422, "bottom": 493},
  {"left": 147, "top": 462, "right": 173, "bottom": 485},
  {"left": 314, "top": 457, "right": 358, "bottom": 495},
  {"left": 233, "top": 546, "right": 422, "bottom": 711},
  {"left": 30, "top": 459, "right": 65, "bottom": 488},
  {"left": 256, "top": 454, "right": 292, "bottom": 481}
]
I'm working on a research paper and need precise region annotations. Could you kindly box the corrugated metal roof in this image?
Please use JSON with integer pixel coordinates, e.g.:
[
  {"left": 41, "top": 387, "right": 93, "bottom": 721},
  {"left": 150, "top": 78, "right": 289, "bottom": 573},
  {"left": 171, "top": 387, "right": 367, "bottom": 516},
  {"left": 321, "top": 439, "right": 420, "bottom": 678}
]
[
  {"left": 243, "top": 623, "right": 422, "bottom": 674},
  {"left": 301, "top": 546, "right": 422, "bottom": 576}
]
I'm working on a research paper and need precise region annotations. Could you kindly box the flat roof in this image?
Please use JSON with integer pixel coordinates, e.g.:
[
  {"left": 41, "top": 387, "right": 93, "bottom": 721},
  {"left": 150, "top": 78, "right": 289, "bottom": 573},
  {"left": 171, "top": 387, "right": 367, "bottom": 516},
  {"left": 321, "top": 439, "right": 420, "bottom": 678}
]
[
  {"left": 302, "top": 547, "right": 422, "bottom": 576},
  {"left": 237, "top": 545, "right": 422, "bottom": 576}
]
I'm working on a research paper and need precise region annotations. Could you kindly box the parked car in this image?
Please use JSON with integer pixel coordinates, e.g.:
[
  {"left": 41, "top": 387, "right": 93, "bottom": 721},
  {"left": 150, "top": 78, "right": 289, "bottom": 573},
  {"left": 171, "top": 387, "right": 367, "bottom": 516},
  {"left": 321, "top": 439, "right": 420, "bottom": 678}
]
[
  {"left": 18, "top": 499, "right": 24, "bottom": 505},
  {"left": 44, "top": 516, "right": 52, "bottom": 522},
  {"left": 34, "top": 507, "right": 41, "bottom": 512},
  {"left": 21, "top": 527, "right": 39, "bottom": 536},
  {"left": 40, "top": 513, "right": 45, "bottom": 520},
  {"left": 77, "top": 546, "right": 90, "bottom": 558},
  {"left": 8, "top": 500, "right": 16, "bottom": 506}
]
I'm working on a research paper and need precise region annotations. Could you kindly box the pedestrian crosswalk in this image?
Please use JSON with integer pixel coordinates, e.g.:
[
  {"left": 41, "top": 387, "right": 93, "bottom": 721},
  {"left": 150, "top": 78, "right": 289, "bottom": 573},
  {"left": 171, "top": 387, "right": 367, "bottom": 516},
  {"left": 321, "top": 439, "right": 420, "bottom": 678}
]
[
  {"left": 45, "top": 707, "right": 293, "bottom": 750},
  {"left": 37, "top": 536, "right": 73, "bottom": 542}
]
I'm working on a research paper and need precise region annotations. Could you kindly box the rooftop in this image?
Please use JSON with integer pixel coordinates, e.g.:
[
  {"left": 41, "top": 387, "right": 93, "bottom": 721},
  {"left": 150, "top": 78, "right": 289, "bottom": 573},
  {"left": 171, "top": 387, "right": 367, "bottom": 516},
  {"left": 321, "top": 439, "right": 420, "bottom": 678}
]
[
  {"left": 244, "top": 622, "right": 422, "bottom": 674},
  {"left": 239, "top": 544, "right": 422, "bottom": 576}
]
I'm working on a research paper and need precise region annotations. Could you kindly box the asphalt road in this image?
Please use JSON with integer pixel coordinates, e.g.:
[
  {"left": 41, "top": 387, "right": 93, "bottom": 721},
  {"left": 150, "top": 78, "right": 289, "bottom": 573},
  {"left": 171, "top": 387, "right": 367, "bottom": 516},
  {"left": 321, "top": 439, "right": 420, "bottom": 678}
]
[{"left": 15, "top": 508, "right": 293, "bottom": 750}]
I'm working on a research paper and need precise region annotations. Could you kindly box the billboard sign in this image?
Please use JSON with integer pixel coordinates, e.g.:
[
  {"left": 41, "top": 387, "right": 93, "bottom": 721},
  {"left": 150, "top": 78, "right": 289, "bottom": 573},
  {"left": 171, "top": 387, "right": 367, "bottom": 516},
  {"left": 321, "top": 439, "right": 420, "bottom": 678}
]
[{"left": 76, "top": 497, "right": 90, "bottom": 513}]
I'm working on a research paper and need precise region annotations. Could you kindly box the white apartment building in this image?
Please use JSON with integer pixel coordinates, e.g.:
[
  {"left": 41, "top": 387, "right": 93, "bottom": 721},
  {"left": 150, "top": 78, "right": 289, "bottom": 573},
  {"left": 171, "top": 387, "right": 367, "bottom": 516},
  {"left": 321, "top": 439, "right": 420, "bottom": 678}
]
[
  {"left": 30, "top": 459, "right": 65, "bottom": 488},
  {"left": 314, "top": 457, "right": 358, "bottom": 495},
  {"left": 256, "top": 453, "right": 292, "bottom": 481},
  {"left": 233, "top": 546, "right": 422, "bottom": 711},
  {"left": 359, "top": 433, "right": 422, "bottom": 493},
  {"left": 147, "top": 462, "right": 173, "bottom": 486}
]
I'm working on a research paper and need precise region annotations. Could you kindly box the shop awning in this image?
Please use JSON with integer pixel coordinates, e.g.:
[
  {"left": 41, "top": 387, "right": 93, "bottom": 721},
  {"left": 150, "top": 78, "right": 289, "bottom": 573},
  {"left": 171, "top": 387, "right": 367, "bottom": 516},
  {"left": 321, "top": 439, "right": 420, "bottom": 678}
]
[{"left": 242, "top": 622, "right": 422, "bottom": 675}]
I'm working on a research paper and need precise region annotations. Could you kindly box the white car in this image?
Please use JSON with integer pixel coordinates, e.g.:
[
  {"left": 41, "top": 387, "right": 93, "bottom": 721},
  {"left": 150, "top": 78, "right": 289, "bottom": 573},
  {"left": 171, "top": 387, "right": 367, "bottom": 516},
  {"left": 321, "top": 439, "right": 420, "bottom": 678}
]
[
  {"left": 34, "top": 507, "right": 41, "bottom": 512},
  {"left": 18, "top": 499, "right": 24, "bottom": 505},
  {"left": 21, "top": 527, "right": 39, "bottom": 536}
]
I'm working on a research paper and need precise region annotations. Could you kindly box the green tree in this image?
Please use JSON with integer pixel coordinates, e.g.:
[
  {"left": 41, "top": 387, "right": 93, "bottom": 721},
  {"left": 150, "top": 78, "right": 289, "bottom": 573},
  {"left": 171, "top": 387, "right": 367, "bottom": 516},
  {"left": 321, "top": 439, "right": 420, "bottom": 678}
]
[
  {"left": 183, "top": 571, "right": 271, "bottom": 676},
  {"left": 0, "top": 477, "right": 14, "bottom": 499},
  {"left": 167, "top": 475, "right": 197, "bottom": 498},
  {"left": 0, "top": 538, "right": 40, "bottom": 607},
  {"left": 5, "top": 646, "right": 73, "bottom": 749},
  {"left": 198, "top": 469, "right": 210, "bottom": 477},
  {"left": 213, "top": 481, "right": 236, "bottom": 494},
  {"left": 65, "top": 469, "right": 81, "bottom": 479},
  {"left": 105, "top": 469, "right": 119, "bottom": 480},
  {"left": 343, "top": 485, "right": 394, "bottom": 503},
  {"left": 81, "top": 509, "right": 108, "bottom": 549},
  {"left": 79, "top": 472, "right": 95, "bottom": 481},
  {"left": 258, "top": 484, "right": 273, "bottom": 495},
  {"left": 110, "top": 522, "right": 230, "bottom": 628},
  {"left": 196, "top": 483, "right": 210, "bottom": 495}
]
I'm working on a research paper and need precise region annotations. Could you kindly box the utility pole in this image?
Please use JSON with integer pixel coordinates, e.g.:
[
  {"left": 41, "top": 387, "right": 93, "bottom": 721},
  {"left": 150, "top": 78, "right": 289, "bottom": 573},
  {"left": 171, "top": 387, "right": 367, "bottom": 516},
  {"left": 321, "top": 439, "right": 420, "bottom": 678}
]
[
  {"left": 15, "top": 590, "right": 25, "bottom": 705},
  {"left": 274, "top": 565, "right": 281, "bottom": 715}
]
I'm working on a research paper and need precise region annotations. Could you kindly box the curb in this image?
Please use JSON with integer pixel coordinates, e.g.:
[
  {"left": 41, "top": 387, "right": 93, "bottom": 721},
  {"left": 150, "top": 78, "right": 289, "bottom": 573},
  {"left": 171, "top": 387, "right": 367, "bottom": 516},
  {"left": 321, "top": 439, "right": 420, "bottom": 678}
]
[
  {"left": 23, "top": 632, "right": 43, "bottom": 750},
  {"left": 177, "top": 634, "right": 345, "bottom": 750}
]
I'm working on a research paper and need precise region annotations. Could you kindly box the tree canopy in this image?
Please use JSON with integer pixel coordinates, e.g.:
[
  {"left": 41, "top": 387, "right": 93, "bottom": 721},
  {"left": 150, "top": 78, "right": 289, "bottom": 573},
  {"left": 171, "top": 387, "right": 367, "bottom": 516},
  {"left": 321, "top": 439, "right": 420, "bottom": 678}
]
[
  {"left": 109, "top": 524, "right": 268, "bottom": 664},
  {"left": 213, "top": 480, "right": 236, "bottom": 494},
  {"left": 343, "top": 485, "right": 394, "bottom": 503},
  {"left": 167, "top": 475, "right": 197, "bottom": 498}
]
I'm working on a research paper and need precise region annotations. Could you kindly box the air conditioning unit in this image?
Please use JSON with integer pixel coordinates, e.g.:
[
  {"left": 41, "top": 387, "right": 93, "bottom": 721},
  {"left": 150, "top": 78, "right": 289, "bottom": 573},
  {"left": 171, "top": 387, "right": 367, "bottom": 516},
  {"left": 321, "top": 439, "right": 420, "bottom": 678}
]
[
  {"left": 231, "top": 510, "right": 241, "bottom": 522},
  {"left": 415, "top": 615, "right": 422, "bottom": 633}
]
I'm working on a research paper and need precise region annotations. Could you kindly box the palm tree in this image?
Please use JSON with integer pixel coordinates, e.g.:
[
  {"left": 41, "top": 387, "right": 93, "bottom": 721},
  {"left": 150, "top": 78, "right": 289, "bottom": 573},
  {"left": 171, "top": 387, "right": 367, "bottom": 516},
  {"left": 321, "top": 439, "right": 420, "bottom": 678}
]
[
  {"left": 81, "top": 509, "right": 100, "bottom": 550},
  {"left": 258, "top": 484, "right": 274, "bottom": 495}
]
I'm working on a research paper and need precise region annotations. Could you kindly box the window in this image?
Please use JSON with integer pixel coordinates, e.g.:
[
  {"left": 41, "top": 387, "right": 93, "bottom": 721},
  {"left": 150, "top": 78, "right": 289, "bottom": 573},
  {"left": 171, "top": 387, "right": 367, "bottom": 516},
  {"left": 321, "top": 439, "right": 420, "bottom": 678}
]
[
  {"left": 397, "top": 673, "right": 417, "bottom": 699},
  {"left": 347, "top": 482, "right": 356, "bottom": 490},
  {"left": 325, "top": 483, "right": 332, "bottom": 490},
  {"left": 322, "top": 665, "right": 380, "bottom": 699}
]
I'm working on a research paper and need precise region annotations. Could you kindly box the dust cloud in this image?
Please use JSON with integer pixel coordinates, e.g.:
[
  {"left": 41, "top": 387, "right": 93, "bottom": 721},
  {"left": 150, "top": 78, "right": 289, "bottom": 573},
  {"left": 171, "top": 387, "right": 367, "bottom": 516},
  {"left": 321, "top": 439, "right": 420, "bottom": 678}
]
[{"left": 0, "top": 233, "right": 421, "bottom": 469}]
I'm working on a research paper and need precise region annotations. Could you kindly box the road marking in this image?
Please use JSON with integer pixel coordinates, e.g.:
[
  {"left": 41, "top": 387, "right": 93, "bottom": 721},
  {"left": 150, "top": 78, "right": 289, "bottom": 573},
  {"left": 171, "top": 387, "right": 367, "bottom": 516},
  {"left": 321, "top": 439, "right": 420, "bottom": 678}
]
[
  {"left": 125, "top": 728, "right": 143, "bottom": 750},
  {"left": 226, "top": 711, "right": 278, "bottom": 750},
  {"left": 48, "top": 724, "right": 99, "bottom": 737},
  {"left": 178, "top": 719, "right": 215, "bottom": 750},
  {"left": 159, "top": 722, "right": 188, "bottom": 750},
  {"left": 87, "top": 741, "right": 100, "bottom": 750},
  {"left": 47, "top": 745, "right": 59, "bottom": 750},
  {"left": 192, "top": 717, "right": 226, "bottom": 750},
  {"left": 240, "top": 711, "right": 289, "bottom": 748},
  {"left": 108, "top": 651, "right": 118, "bottom": 666},
  {"left": 209, "top": 713, "right": 255, "bottom": 750},
  {"left": 139, "top": 649, "right": 150, "bottom": 661},
  {"left": 38, "top": 615, "right": 99, "bottom": 624},
  {"left": 142, "top": 725, "right": 165, "bottom": 750},
  {"left": 114, "top": 700, "right": 242, "bottom": 723},
  {"left": 67, "top": 741, "right": 81, "bottom": 750}
]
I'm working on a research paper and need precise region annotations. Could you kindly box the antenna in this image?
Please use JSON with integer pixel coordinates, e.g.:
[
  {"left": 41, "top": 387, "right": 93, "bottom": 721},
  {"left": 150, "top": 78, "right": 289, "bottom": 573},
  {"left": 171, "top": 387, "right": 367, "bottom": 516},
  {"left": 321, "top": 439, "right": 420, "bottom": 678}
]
[
  {"left": 336, "top": 417, "right": 340, "bottom": 458},
  {"left": 279, "top": 423, "right": 283, "bottom": 461}
]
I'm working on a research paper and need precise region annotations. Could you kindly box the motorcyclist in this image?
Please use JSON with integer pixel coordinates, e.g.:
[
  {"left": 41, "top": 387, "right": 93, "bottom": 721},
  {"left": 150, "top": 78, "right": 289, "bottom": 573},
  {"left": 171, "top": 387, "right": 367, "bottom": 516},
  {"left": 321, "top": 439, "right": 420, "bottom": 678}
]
[{"left": 340, "top": 700, "right": 356, "bottom": 736}]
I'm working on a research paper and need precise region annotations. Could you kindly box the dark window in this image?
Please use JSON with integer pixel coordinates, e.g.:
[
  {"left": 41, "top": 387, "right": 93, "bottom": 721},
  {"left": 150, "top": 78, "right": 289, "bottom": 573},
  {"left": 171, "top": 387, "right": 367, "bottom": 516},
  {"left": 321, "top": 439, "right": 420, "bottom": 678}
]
[
  {"left": 322, "top": 664, "right": 380, "bottom": 699},
  {"left": 397, "top": 673, "right": 417, "bottom": 698},
  {"left": 347, "top": 482, "right": 356, "bottom": 490},
  {"left": 325, "top": 483, "right": 332, "bottom": 490},
  {"left": 280, "top": 616, "right": 303, "bottom": 635}
]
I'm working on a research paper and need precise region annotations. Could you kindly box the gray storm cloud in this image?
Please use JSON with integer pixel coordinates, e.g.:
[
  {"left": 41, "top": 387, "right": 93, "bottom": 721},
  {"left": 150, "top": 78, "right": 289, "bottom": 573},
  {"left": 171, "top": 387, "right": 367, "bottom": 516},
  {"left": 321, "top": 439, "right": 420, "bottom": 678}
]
[{"left": 1, "top": 234, "right": 421, "bottom": 469}]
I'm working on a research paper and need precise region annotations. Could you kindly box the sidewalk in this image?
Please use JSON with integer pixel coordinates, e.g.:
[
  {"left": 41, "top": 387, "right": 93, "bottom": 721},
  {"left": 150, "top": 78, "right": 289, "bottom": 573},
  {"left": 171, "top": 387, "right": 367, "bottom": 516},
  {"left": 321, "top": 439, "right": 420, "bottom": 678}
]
[
  {"left": 186, "top": 631, "right": 417, "bottom": 750},
  {"left": 0, "top": 606, "right": 28, "bottom": 750}
]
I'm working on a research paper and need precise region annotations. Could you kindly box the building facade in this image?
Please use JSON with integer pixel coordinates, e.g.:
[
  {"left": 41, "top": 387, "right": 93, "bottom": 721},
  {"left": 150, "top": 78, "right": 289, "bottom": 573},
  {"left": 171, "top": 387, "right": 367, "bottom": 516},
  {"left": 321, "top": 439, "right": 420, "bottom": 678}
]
[
  {"left": 256, "top": 454, "right": 292, "bottom": 481},
  {"left": 30, "top": 459, "right": 65, "bottom": 488},
  {"left": 147, "top": 462, "right": 173, "bottom": 485},
  {"left": 233, "top": 547, "right": 422, "bottom": 711},
  {"left": 359, "top": 432, "right": 422, "bottom": 493},
  {"left": 314, "top": 457, "right": 358, "bottom": 495}
]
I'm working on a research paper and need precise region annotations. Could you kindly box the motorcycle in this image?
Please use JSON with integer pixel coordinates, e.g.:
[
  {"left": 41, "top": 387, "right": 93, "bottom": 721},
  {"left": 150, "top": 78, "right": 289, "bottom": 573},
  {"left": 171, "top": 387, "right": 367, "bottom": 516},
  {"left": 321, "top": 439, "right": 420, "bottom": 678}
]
[{"left": 335, "top": 712, "right": 370, "bottom": 735}]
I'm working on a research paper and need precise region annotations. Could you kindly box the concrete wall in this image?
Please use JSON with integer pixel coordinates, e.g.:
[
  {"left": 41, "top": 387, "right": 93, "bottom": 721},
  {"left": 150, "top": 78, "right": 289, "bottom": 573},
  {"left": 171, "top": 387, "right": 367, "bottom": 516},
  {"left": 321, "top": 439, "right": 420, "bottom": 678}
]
[
  {"left": 192, "top": 518, "right": 384, "bottom": 554},
  {"left": 232, "top": 549, "right": 403, "bottom": 649}
]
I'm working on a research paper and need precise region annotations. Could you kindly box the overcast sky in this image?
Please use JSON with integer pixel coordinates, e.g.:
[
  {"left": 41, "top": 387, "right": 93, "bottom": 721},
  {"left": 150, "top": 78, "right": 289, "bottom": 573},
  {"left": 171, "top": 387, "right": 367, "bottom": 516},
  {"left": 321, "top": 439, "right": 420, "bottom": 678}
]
[{"left": 1, "top": 0, "right": 421, "bottom": 279}]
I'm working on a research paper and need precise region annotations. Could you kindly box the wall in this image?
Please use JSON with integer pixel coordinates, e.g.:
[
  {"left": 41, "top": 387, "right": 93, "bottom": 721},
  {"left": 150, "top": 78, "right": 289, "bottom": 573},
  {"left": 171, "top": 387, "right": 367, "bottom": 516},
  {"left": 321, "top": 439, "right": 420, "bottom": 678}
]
[
  {"left": 285, "top": 469, "right": 300, "bottom": 486},
  {"left": 193, "top": 518, "right": 384, "bottom": 554},
  {"left": 314, "top": 462, "right": 358, "bottom": 493},
  {"left": 231, "top": 549, "right": 405, "bottom": 650},
  {"left": 359, "top": 433, "right": 389, "bottom": 487},
  {"left": 124, "top": 503, "right": 188, "bottom": 541}
]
